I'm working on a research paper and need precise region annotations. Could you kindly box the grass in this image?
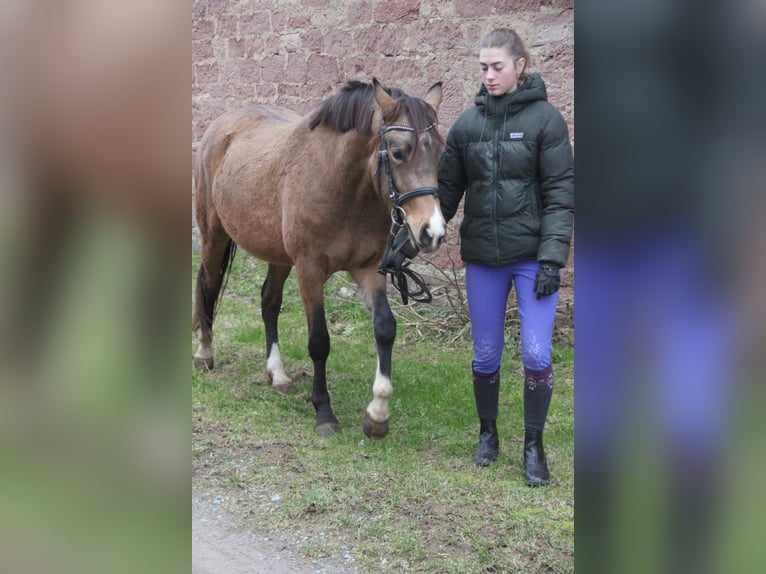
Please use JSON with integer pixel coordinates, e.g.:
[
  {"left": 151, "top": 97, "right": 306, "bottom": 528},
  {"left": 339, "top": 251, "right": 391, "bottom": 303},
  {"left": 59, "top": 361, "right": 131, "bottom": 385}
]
[{"left": 192, "top": 252, "right": 574, "bottom": 573}]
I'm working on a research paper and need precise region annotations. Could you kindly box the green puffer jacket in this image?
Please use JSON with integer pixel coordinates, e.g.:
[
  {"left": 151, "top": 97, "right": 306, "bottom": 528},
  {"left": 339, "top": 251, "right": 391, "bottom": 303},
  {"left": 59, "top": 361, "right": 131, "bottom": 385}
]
[{"left": 438, "top": 74, "right": 574, "bottom": 267}]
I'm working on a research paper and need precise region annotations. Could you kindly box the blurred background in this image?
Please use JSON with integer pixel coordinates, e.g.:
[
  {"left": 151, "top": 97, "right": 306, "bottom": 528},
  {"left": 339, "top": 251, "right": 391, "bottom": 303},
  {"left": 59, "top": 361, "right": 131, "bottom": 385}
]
[
  {"left": 575, "top": 0, "right": 766, "bottom": 572},
  {"left": 0, "top": 1, "right": 189, "bottom": 573}
]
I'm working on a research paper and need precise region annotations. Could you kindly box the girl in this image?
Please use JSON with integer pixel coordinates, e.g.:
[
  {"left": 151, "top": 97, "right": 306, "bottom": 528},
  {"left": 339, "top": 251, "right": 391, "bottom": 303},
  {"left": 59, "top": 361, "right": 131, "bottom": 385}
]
[{"left": 438, "top": 28, "right": 574, "bottom": 485}]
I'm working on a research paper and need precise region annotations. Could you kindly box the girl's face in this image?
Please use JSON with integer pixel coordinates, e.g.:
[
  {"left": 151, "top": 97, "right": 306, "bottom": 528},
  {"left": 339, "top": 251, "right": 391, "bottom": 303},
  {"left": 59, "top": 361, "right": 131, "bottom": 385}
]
[{"left": 479, "top": 47, "right": 526, "bottom": 96}]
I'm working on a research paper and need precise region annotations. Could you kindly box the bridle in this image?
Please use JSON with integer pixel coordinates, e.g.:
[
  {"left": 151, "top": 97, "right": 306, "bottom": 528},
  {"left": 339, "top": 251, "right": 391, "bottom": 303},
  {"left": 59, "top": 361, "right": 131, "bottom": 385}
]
[
  {"left": 374, "top": 122, "right": 439, "bottom": 225},
  {"left": 375, "top": 121, "right": 439, "bottom": 305}
]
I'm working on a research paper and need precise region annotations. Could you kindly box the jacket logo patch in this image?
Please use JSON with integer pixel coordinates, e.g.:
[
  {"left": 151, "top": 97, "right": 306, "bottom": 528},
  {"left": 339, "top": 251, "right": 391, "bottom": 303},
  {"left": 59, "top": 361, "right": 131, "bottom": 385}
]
[{"left": 509, "top": 132, "right": 524, "bottom": 139}]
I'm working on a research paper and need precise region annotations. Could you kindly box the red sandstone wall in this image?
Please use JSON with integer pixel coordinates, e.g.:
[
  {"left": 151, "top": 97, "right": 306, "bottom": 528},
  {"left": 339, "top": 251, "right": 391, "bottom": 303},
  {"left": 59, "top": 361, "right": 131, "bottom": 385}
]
[
  {"left": 192, "top": 0, "right": 573, "bottom": 148},
  {"left": 191, "top": 1, "right": 574, "bottom": 273}
]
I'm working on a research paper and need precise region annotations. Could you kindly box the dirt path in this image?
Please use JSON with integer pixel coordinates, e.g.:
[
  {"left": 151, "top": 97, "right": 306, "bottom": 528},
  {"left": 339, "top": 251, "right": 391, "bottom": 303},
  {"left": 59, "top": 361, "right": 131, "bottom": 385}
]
[{"left": 192, "top": 488, "right": 359, "bottom": 574}]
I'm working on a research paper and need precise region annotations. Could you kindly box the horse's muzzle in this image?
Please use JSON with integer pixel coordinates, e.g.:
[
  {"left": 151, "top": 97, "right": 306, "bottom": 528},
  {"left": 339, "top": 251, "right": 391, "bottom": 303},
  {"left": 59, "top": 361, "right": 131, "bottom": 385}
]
[{"left": 419, "top": 223, "right": 445, "bottom": 253}]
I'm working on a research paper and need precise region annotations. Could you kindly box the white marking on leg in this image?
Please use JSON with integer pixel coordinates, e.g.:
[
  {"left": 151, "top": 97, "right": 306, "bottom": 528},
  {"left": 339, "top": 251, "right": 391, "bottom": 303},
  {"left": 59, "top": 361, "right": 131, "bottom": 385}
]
[
  {"left": 194, "top": 330, "right": 213, "bottom": 361},
  {"left": 366, "top": 361, "right": 392, "bottom": 423},
  {"left": 267, "top": 342, "right": 292, "bottom": 387}
]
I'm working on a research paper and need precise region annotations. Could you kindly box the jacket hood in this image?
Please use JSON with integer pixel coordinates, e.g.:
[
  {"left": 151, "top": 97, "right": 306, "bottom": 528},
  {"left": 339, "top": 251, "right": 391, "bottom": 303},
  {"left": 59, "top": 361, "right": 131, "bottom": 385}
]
[{"left": 474, "top": 73, "right": 548, "bottom": 112}]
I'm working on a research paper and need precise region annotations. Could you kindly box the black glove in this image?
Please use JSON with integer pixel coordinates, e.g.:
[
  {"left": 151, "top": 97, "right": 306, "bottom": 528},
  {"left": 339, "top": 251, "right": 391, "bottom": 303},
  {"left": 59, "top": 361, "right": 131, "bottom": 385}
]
[{"left": 534, "top": 262, "right": 561, "bottom": 300}]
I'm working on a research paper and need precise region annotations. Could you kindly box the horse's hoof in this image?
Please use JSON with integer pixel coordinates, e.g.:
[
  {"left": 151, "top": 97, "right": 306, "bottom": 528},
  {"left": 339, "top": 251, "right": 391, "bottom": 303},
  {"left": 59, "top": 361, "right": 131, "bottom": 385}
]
[
  {"left": 273, "top": 382, "right": 295, "bottom": 395},
  {"left": 314, "top": 422, "right": 341, "bottom": 437},
  {"left": 362, "top": 413, "right": 389, "bottom": 439},
  {"left": 193, "top": 355, "right": 214, "bottom": 370}
]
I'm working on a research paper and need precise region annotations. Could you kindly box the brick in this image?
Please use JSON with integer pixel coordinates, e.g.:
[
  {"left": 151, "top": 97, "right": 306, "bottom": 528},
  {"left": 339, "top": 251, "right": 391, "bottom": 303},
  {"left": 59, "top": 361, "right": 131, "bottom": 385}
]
[
  {"left": 494, "top": 0, "right": 548, "bottom": 13},
  {"left": 324, "top": 30, "right": 354, "bottom": 56},
  {"left": 260, "top": 54, "right": 287, "bottom": 83},
  {"left": 278, "top": 84, "right": 302, "bottom": 97},
  {"left": 239, "top": 58, "right": 261, "bottom": 84},
  {"left": 271, "top": 9, "right": 290, "bottom": 32},
  {"left": 208, "top": 0, "right": 230, "bottom": 15},
  {"left": 219, "top": 61, "right": 240, "bottom": 84},
  {"left": 454, "top": 0, "right": 493, "bottom": 18},
  {"left": 192, "top": 0, "right": 207, "bottom": 20},
  {"left": 193, "top": 18, "right": 214, "bottom": 40},
  {"left": 279, "top": 32, "right": 302, "bottom": 53},
  {"left": 194, "top": 63, "right": 219, "bottom": 85},
  {"left": 354, "top": 26, "right": 410, "bottom": 57},
  {"left": 374, "top": 1, "right": 420, "bottom": 24},
  {"left": 368, "top": 57, "right": 421, "bottom": 82},
  {"left": 288, "top": 14, "right": 311, "bottom": 28},
  {"left": 256, "top": 83, "right": 277, "bottom": 99},
  {"left": 264, "top": 36, "right": 281, "bottom": 54},
  {"left": 230, "top": 83, "right": 256, "bottom": 100},
  {"left": 228, "top": 38, "right": 248, "bottom": 58},
  {"left": 285, "top": 55, "right": 308, "bottom": 83},
  {"left": 342, "top": 58, "right": 370, "bottom": 80},
  {"left": 193, "top": 41, "right": 214, "bottom": 62},
  {"left": 301, "top": 29, "right": 324, "bottom": 52},
  {"left": 216, "top": 15, "right": 240, "bottom": 37},
  {"left": 347, "top": 2, "right": 373, "bottom": 25},
  {"left": 412, "top": 20, "right": 465, "bottom": 51},
  {"left": 240, "top": 13, "right": 270, "bottom": 35},
  {"left": 309, "top": 8, "right": 345, "bottom": 28},
  {"left": 306, "top": 54, "right": 340, "bottom": 83}
]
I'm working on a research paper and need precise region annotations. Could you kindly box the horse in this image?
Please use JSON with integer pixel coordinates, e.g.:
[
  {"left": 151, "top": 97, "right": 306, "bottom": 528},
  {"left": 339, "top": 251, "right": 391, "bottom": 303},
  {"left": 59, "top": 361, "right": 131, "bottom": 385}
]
[{"left": 192, "top": 79, "right": 445, "bottom": 438}]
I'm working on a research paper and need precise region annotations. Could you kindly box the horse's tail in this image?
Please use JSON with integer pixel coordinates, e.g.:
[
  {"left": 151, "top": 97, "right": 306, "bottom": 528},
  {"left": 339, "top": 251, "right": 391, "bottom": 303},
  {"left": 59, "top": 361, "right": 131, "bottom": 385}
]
[{"left": 192, "top": 237, "right": 237, "bottom": 336}]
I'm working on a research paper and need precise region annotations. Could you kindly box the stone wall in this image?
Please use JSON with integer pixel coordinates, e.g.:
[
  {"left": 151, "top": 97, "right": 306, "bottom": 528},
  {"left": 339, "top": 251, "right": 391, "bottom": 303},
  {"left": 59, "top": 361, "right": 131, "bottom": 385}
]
[
  {"left": 191, "top": 0, "right": 574, "bottom": 271},
  {"left": 192, "top": 0, "right": 573, "bottom": 148}
]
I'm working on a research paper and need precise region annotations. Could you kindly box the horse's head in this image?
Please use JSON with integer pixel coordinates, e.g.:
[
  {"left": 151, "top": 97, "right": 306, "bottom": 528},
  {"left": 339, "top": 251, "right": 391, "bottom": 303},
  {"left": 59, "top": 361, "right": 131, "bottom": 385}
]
[{"left": 371, "top": 79, "right": 446, "bottom": 254}]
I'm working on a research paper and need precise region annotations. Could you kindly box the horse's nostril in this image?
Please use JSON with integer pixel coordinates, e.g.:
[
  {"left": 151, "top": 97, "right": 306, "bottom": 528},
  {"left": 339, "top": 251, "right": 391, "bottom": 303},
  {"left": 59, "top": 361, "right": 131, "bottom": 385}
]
[
  {"left": 420, "top": 225, "right": 443, "bottom": 251},
  {"left": 419, "top": 226, "right": 431, "bottom": 246}
]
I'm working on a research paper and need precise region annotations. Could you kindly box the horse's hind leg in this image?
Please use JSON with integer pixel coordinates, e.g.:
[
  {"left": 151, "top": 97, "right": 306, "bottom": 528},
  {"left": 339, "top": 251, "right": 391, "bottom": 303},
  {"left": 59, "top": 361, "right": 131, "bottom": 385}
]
[
  {"left": 261, "top": 263, "right": 293, "bottom": 392},
  {"left": 193, "top": 229, "right": 236, "bottom": 370}
]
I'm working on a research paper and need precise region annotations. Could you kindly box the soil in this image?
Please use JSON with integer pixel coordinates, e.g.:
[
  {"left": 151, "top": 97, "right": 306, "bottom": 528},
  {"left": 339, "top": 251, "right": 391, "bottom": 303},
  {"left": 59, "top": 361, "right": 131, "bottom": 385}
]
[{"left": 192, "top": 486, "right": 359, "bottom": 574}]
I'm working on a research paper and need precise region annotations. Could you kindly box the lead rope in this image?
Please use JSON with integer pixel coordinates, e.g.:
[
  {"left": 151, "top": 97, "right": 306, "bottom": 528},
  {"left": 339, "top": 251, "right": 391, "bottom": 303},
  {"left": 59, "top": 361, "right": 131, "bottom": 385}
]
[{"left": 377, "top": 221, "right": 432, "bottom": 305}]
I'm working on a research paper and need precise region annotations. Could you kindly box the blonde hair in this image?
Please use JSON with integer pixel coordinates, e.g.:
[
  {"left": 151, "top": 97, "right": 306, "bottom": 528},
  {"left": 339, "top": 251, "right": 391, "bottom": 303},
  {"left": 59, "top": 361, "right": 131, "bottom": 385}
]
[{"left": 480, "top": 28, "right": 530, "bottom": 80}]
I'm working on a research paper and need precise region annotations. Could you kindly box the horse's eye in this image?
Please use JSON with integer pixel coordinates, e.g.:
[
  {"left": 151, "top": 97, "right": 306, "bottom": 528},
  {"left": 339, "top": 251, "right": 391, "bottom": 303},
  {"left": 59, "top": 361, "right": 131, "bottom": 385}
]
[{"left": 391, "top": 150, "right": 404, "bottom": 161}]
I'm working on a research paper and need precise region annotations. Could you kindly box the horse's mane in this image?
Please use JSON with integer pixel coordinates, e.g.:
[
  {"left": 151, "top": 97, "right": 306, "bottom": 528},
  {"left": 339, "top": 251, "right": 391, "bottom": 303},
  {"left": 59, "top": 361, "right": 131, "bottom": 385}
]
[{"left": 308, "top": 81, "right": 443, "bottom": 148}]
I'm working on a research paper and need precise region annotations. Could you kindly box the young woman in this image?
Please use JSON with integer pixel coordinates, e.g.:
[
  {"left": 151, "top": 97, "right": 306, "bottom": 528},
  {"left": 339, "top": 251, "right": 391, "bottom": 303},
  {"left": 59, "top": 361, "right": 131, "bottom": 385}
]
[{"left": 438, "top": 28, "right": 574, "bottom": 485}]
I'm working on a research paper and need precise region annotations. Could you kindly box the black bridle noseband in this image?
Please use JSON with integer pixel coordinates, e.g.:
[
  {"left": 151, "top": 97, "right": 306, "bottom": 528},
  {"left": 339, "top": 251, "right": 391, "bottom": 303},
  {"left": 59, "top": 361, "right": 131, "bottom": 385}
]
[{"left": 375, "top": 122, "right": 439, "bottom": 304}]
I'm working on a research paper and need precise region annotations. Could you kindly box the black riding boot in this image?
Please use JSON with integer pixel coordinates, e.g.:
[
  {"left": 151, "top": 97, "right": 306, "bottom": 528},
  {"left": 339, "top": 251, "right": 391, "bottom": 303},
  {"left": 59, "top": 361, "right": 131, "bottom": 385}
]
[
  {"left": 472, "top": 369, "right": 500, "bottom": 466},
  {"left": 523, "top": 365, "right": 554, "bottom": 485}
]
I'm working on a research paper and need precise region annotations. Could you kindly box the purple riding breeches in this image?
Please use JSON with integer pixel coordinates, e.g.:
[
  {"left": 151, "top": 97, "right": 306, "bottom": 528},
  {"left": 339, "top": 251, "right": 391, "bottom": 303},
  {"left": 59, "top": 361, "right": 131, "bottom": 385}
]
[{"left": 465, "top": 260, "right": 559, "bottom": 375}]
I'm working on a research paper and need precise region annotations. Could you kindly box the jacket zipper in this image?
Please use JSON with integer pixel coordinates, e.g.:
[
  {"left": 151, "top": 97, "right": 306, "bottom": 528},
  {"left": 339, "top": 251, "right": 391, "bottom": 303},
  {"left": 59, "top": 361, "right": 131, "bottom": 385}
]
[{"left": 492, "top": 103, "right": 501, "bottom": 264}]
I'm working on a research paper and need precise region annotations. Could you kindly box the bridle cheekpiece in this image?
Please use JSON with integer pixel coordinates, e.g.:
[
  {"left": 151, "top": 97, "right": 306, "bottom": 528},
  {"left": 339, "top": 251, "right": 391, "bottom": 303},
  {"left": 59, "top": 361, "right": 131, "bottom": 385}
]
[{"left": 375, "top": 121, "right": 439, "bottom": 304}]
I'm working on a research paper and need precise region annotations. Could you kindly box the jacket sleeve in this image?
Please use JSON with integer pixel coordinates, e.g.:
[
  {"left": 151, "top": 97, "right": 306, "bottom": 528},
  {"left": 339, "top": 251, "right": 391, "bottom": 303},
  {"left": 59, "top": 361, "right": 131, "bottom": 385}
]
[
  {"left": 537, "top": 109, "right": 574, "bottom": 267},
  {"left": 437, "top": 127, "right": 467, "bottom": 224}
]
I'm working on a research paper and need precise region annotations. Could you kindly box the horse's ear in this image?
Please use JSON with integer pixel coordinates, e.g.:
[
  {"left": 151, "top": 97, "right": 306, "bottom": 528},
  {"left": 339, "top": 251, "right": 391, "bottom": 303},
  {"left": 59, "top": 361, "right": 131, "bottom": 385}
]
[
  {"left": 424, "top": 81, "right": 443, "bottom": 112},
  {"left": 372, "top": 77, "right": 397, "bottom": 120}
]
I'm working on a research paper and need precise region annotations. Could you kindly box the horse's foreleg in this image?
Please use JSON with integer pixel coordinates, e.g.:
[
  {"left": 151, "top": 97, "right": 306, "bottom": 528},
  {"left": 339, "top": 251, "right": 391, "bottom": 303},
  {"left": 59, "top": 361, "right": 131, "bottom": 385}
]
[
  {"left": 365, "top": 286, "right": 396, "bottom": 439},
  {"left": 352, "top": 269, "right": 395, "bottom": 439},
  {"left": 261, "top": 264, "right": 293, "bottom": 392},
  {"left": 296, "top": 265, "right": 340, "bottom": 436}
]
